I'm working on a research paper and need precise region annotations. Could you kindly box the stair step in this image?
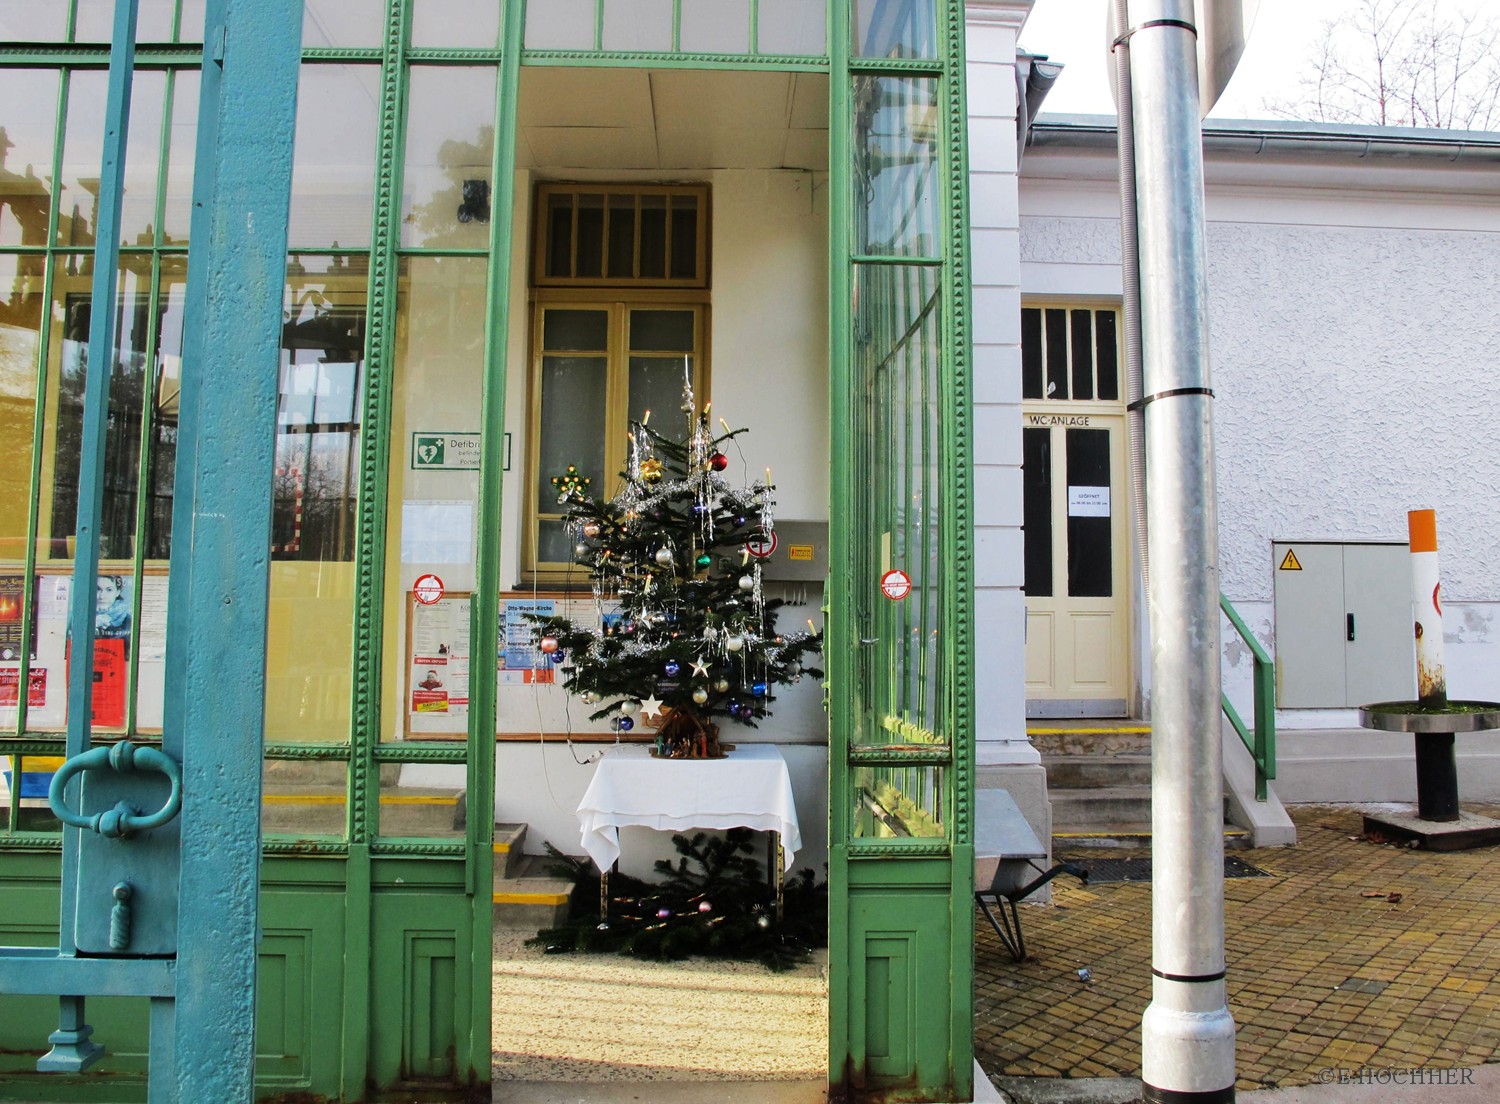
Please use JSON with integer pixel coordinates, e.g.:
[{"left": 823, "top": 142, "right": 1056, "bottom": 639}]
[
  {"left": 260, "top": 786, "right": 463, "bottom": 835},
  {"left": 493, "top": 852, "right": 575, "bottom": 930},
  {"left": 1042, "top": 753, "right": 1152, "bottom": 789},
  {"left": 1050, "top": 785, "right": 1154, "bottom": 827},
  {"left": 1055, "top": 825, "right": 1252, "bottom": 850},
  {"left": 493, "top": 823, "right": 527, "bottom": 879}
]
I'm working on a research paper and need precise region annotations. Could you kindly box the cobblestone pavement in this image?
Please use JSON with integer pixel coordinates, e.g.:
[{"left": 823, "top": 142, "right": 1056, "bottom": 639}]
[{"left": 975, "top": 805, "right": 1500, "bottom": 1094}]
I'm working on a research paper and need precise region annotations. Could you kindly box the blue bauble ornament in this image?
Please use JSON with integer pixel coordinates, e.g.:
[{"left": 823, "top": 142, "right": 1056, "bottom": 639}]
[
  {"left": 550, "top": 650, "right": 566, "bottom": 664},
  {"left": 664, "top": 660, "right": 680, "bottom": 677},
  {"left": 752, "top": 681, "right": 768, "bottom": 697},
  {"left": 618, "top": 715, "right": 634, "bottom": 732}
]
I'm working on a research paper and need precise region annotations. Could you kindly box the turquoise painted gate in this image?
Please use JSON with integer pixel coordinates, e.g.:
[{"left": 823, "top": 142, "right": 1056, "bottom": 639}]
[{"left": 0, "top": 0, "right": 302, "bottom": 1099}]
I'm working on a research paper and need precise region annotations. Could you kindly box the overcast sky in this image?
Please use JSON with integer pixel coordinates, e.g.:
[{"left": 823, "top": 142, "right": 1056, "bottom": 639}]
[{"left": 1018, "top": 0, "right": 1365, "bottom": 120}]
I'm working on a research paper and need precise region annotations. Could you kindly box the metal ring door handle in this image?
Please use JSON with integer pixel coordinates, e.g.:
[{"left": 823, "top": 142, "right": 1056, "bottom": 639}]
[{"left": 48, "top": 741, "right": 183, "bottom": 839}]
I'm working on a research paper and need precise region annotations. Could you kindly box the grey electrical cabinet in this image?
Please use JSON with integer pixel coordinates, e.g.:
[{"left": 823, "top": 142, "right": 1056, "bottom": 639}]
[{"left": 1271, "top": 541, "right": 1415, "bottom": 708}]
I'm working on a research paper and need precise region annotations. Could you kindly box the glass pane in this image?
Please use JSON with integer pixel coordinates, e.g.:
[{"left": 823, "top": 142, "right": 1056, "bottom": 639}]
[
  {"left": 262, "top": 758, "right": 348, "bottom": 838},
  {"left": 411, "top": 0, "right": 500, "bottom": 49},
  {"left": 639, "top": 194, "right": 666, "bottom": 278},
  {"left": 669, "top": 194, "right": 697, "bottom": 280},
  {"left": 177, "top": 0, "right": 207, "bottom": 41},
  {"left": 0, "top": 755, "right": 64, "bottom": 830},
  {"left": 386, "top": 256, "right": 488, "bottom": 752},
  {"left": 628, "top": 356, "right": 690, "bottom": 436},
  {"left": 576, "top": 193, "right": 603, "bottom": 279},
  {"left": 1069, "top": 309, "right": 1093, "bottom": 402},
  {"left": 852, "top": 76, "right": 939, "bottom": 258},
  {"left": 289, "top": 64, "right": 380, "bottom": 249},
  {"left": 45, "top": 259, "right": 177, "bottom": 562},
  {"left": 268, "top": 255, "right": 365, "bottom": 745},
  {"left": 75, "top": 0, "right": 176, "bottom": 41},
  {"left": 379, "top": 766, "right": 467, "bottom": 838},
  {"left": 852, "top": 765, "right": 945, "bottom": 838},
  {"left": 1022, "top": 427, "right": 1052, "bottom": 598},
  {"left": 277, "top": 255, "right": 365, "bottom": 563},
  {"left": 400, "top": 66, "right": 498, "bottom": 248},
  {"left": 544, "top": 192, "right": 573, "bottom": 279},
  {"left": 0, "top": 253, "right": 43, "bottom": 560},
  {"left": 1044, "top": 307, "right": 1067, "bottom": 399},
  {"left": 143, "top": 259, "right": 187, "bottom": 559},
  {"left": 543, "top": 309, "right": 608, "bottom": 351},
  {"left": 537, "top": 356, "right": 606, "bottom": 519},
  {"left": 852, "top": 263, "right": 944, "bottom": 744},
  {"left": 525, "top": 0, "right": 595, "bottom": 50},
  {"left": 680, "top": 0, "right": 749, "bottom": 53},
  {"left": 1020, "top": 307, "right": 1042, "bottom": 400},
  {"left": 56, "top": 70, "right": 108, "bottom": 247},
  {"left": 606, "top": 194, "right": 634, "bottom": 278},
  {"left": 0, "top": 69, "right": 60, "bottom": 248},
  {"left": 601, "top": 0, "right": 672, "bottom": 51},
  {"left": 853, "top": 0, "right": 935, "bottom": 60},
  {"left": 1095, "top": 310, "right": 1119, "bottom": 401},
  {"left": 1066, "top": 428, "right": 1111, "bottom": 598},
  {"left": 119, "top": 70, "right": 167, "bottom": 247},
  {"left": 758, "top": 0, "right": 826, "bottom": 56},
  {"left": 537, "top": 519, "right": 574, "bottom": 563},
  {"left": 629, "top": 309, "right": 692, "bottom": 352},
  {"left": 160, "top": 68, "right": 200, "bottom": 244},
  {"left": 303, "top": 0, "right": 386, "bottom": 48},
  {"left": 0, "top": 2, "right": 68, "bottom": 40}
]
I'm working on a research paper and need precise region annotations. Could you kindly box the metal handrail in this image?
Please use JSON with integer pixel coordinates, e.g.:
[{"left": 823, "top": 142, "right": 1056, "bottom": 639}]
[{"left": 1220, "top": 594, "right": 1276, "bottom": 801}]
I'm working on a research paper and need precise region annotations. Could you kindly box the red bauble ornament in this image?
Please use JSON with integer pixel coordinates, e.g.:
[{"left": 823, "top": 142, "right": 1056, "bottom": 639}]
[
  {"left": 709, "top": 452, "right": 728, "bottom": 472},
  {"left": 539, "top": 635, "right": 560, "bottom": 654}
]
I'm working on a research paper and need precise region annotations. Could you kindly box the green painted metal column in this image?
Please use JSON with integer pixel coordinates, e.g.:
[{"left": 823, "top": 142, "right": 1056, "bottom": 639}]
[{"left": 828, "top": 1, "right": 976, "bottom": 1100}]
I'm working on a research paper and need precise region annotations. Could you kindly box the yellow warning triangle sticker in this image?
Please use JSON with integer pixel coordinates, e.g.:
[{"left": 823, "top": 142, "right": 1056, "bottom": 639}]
[{"left": 1279, "top": 549, "right": 1303, "bottom": 571}]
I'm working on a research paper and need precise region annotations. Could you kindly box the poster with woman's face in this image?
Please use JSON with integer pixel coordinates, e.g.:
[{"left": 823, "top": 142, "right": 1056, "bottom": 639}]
[{"left": 94, "top": 574, "right": 133, "bottom": 641}]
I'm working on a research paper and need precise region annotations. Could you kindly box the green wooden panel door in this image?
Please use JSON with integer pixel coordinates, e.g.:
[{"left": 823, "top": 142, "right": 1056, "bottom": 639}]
[{"left": 829, "top": 1, "right": 975, "bottom": 1100}]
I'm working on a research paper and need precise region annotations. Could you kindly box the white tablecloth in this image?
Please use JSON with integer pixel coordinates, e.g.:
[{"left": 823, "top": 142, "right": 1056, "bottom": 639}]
[{"left": 577, "top": 744, "right": 801, "bottom": 873}]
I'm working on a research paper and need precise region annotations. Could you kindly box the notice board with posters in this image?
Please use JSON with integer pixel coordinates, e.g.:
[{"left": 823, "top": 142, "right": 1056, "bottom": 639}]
[
  {"left": 402, "top": 592, "right": 615, "bottom": 737},
  {"left": 0, "top": 568, "right": 169, "bottom": 734}
]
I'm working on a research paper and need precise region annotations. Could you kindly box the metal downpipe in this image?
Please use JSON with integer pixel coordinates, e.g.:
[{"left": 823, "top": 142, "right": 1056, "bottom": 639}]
[
  {"left": 1112, "top": 0, "right": 1150, "bottom": 602},
  {"left": 1125, "top": 2, "right": 1237, "bottom": 1101}
]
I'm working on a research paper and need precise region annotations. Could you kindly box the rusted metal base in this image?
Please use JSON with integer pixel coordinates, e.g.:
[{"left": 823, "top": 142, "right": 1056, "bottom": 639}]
[{"left": 1363, "top": 808, "right": 1500, "bottom": 852}]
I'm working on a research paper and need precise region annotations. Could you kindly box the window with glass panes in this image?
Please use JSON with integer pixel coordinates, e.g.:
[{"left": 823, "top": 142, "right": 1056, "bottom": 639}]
[{"left": 526, "top": 184, "right": 709, "bottom": 577}]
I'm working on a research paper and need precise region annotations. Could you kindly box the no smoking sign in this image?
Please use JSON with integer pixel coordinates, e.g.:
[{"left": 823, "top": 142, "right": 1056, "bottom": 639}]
[
  {"left": 880, "top": 569, "right": 912, "bottom": 601},
  {"left": 413, "top": 573, "right": 445, "bottom": 605}
]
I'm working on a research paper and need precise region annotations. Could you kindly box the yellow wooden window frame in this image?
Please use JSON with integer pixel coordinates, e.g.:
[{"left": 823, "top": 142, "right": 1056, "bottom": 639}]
[
  {"left": 522, "top": 292, "right": 711, "bottom": 583},
  {"left": 531, "top": 182, "right": 710, "bottom": 290}
]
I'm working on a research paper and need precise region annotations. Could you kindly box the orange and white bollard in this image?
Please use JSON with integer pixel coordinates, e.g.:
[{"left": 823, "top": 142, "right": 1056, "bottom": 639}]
[{"left": 1408, "top": 509, "right": 1446, "bottom": 706}]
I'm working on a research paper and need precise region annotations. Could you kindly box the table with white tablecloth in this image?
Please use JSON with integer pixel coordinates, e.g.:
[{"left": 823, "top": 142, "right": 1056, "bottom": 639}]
[{"left": 576, "top": 743, "right": 802, "bottom": 917}]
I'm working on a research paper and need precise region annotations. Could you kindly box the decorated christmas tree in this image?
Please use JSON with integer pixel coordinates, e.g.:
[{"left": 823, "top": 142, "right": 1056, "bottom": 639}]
[{"left": 532, "top": 372, "right": 822, "bottom": 758}]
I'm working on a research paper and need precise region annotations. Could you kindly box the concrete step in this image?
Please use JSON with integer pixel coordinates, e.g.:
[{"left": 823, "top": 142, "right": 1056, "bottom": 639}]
[
  {"left": 1042, "top": 753, "right": 1152, "bottom": 789},
  {"left": 1050, "top": 785, "right": 1154, "bottom": 828},
  {"left": 1054, "top": 824, "right": 1252, "bottom": 850},
  {"left": 261, "top": 785, "right": 464, "bottom": 836},
  {"left": 494, "top": 822, "right": 527, "bottom": 879},
  {"left": 493, "top": 853, "right": 574, "bottom": 931}
]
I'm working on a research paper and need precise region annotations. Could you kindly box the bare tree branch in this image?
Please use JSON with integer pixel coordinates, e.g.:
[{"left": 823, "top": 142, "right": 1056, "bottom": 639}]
[{"left": 1265, "top": 0, "right": 1500, "bottom": 130}]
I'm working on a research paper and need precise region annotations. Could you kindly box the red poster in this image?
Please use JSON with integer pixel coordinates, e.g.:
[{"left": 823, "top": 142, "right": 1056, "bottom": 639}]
[
  {"left": 65, "top": 639, "right": 128, "bottom": 727},
  {"left": 0, "top": 668, "right": 46, "bottom": 707}
]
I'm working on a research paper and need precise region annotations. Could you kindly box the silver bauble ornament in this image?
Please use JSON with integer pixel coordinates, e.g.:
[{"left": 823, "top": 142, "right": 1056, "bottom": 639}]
[
  {"left": 655, "top": 547, "right": 674, "bottom": 566},
  {"left": 692, "top": 687, "right": 709, "bottom": 705},
  {"left": 726, "top": 634, "right": 744, "bottom": 653},
  {"left": 738, "top": 574, "right": 754, "bottom": 592},
  {"left": 713, "top": 677, "right": 730, "bottom": 693},
  {"left": 575, "top": 542, "right": 590, "bottom": 558}
]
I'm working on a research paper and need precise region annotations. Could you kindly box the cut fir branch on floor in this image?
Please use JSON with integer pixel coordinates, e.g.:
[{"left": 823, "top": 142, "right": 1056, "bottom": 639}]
[
  {"left": 532, "top": 373, "right": 822, "bottom": 756},
  {"left": 530, "top": 829, "right": 828, "bottom": 972}
]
